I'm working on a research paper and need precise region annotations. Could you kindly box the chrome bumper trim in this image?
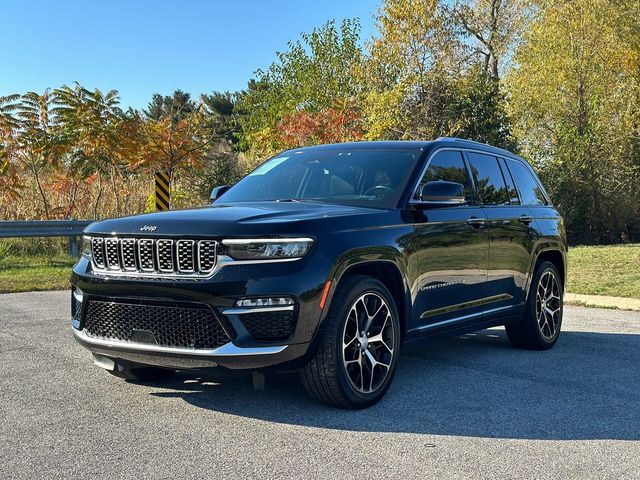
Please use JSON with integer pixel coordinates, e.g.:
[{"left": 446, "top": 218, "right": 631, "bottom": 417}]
[
  {"left": 72, "top": 327, "right": 287, "bottom": 357},
  {"left": 222, "top": 305, "right": 295, "bottom": 315}
]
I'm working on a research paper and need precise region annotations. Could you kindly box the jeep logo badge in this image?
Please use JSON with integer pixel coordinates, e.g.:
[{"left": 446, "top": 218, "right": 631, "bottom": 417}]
[{"left": 140, "top": 225, "right": 157, "bottom": 232}]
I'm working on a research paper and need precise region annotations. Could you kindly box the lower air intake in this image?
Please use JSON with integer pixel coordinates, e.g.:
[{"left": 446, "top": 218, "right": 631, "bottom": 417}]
[{"left": 83, "top": 299, "right": 231, "bottom": 349}]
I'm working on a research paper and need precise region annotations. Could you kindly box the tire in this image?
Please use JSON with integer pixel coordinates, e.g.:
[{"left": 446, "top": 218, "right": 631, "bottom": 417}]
[
  {"left": 108, "top": 362, "right": 176, "bottom": 382},
  {"left": 300, "top": 275, "right": 401, "bottom": 409},
  {"left": 506, "top": 260, "right": 563, "bottom": 350}
]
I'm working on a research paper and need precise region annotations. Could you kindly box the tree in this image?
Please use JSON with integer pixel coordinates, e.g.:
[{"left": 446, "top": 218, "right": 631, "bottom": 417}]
[
  {"left": 507, "top": 0, "right": 640, "bottom": 243},
  {"left": 362, "top": 0, "right": 515, "bottom": 147},
  {"left": 237, "top": 19, "right": 364, "bottom": 159},
  {"left": 144, "top": 90, "right": 195, "bottom": 122},
  {"left": 53, "top": 83, "right": 137, "bottom": 217},
  {"left": 13, "top": 90, "right": 63, "bottom": 218},
  {"left": 0, "top": 94, "right": 22, "bottom": 200},
  {"left": 452, "top": 0, "right": 531, "bottom": 82}
]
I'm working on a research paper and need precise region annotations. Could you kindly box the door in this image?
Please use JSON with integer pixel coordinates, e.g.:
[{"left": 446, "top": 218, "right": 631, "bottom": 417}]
[
  {"left": 465, "top": 152, "right": 536, "bottom": 313},
  {"left": 411, "top": 150, "right": 489, "bottom": 332}
]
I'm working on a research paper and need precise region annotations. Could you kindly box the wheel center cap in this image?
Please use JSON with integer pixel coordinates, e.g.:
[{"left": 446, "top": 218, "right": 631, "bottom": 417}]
[{"left": 359, "top": 336, "right": 369, "bottom": 351}]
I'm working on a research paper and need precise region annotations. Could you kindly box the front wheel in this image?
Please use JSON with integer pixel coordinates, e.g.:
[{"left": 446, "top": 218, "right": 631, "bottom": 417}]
[
  {"left": 506, "top": 260, "right": 563, "bottom": 350},
  {"left": 301, "top": 275, "right": 401, "bottom": 409}
]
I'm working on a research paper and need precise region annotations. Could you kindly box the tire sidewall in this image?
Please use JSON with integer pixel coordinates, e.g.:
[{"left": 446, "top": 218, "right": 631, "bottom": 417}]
[{"left": 331, "top": 278, "right": 401, "bottom": 407}]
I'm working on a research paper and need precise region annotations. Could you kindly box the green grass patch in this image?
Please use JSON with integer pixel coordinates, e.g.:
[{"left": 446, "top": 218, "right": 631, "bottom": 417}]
[
  {"left": 0, "top": 253, "right": 75, "bottom": 293},
  {"left": 567, "top": 244, "right": 640, "bottom": 299}
]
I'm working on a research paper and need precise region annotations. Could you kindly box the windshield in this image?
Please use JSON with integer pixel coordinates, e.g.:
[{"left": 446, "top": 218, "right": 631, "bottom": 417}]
[{"left": 218, "top": 147, "right": 422, "bottom": 208}]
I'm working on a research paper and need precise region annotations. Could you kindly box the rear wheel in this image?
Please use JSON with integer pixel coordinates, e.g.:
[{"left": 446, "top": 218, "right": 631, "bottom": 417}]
[
  {"left": 506, "top": 260, "right": 563, "bottom": 350},
  {"left": 301, "top": 275, "right": 401, "bottom": 409}
]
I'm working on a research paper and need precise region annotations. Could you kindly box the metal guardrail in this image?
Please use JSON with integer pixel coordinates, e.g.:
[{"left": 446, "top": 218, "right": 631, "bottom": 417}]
[{"left": 0, "top": 220, "right": 94, "bottom": 257}]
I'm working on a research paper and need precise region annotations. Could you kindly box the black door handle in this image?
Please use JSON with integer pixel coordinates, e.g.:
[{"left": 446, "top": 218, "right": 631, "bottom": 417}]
[
  {"left": 518, "top": 214, "right": 534, "bottom": 225},
  {"left": 467, "top": 216, "right": 486, "bottom": 228}
]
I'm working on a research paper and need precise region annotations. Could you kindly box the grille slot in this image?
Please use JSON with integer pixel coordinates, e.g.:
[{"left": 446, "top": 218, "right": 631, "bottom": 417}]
[
  {"left": 198, "top": 240, "right": 216, "bottom": 272},
  {"left": 237, "top": 309, "right": 296, "bottom": 342},
  {"left": 105, "top": 238, "right": 120, "bottom": 269},
  {"left": 177, "top": 240, "right": 195, "bottom": 272},
  {"left": 89, "top": 237, "right": 218, "bottom": 277},
  {"left": 156, "top": 239, "right": 174, "bottom": 272},
  {"left": 120, "top": 239, "right": 137, "bottom": 271},
  {"left": 138, "top": 239, "right": 155, "bottom": 271},
  {"left": 91, "top": 238, "right": 105, "bottom": 267},
  {"left": 83, "top": 299, "right": 231, "bottom": 349}
]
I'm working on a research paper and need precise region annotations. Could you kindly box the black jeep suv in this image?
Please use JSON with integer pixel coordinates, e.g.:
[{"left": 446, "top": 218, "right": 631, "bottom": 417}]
[{"left": 71, "top": 138, "right": 567, "bottom": 409}]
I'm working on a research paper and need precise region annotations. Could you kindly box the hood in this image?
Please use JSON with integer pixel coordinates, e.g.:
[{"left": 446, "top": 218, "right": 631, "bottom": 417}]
[{"left": 84, "top": 201, "right": 390, "bottom": 237}]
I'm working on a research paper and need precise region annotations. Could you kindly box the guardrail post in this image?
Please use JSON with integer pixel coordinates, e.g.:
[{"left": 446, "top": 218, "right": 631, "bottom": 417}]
[{"left": 69, "top": 236, "right": 79, "bottom": 258}]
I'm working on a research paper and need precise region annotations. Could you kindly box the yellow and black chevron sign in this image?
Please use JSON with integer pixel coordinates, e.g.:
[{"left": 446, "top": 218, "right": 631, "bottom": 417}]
[{"left": 155, "top": 171, "right": 171, "bottom": 211}]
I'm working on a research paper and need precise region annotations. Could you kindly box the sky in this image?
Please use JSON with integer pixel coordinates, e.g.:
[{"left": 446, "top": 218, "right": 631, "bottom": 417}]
[{"left": 1, "top": 0, "right": 380, "bottom": 110}]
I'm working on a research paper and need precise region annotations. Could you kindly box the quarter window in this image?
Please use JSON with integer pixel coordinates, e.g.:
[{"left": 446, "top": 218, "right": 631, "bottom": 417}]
[
  {"left": 414, "top": 150, "right": 472, "bottom": 202},
  {"left": 466, "top": 152, "right": 509, "bottom": 205},
  {"left": 506, "top": 159, "right": 548, "bottom": 206}
]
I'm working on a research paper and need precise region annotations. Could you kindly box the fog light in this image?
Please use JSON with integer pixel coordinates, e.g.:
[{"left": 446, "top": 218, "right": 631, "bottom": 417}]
[{"left": 234, "top": 297, "right": 294, "bottom": 308}]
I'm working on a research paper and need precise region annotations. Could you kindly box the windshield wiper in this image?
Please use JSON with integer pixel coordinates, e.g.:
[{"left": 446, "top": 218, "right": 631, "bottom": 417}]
[{"left": 275, "top": 198, "right": 302, "bottom": 203}]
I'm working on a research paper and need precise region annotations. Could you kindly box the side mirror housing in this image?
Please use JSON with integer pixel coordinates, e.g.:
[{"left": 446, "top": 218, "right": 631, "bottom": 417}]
[
  {"left": 417, "top": 181, "right": 466, "bottom": 207},
  {"left": 210, "top": 185, "right": 230, "bottom": 203}
]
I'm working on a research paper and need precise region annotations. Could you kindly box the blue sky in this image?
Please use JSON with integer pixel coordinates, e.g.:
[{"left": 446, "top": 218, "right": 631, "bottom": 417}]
[{"left": 1, "top": 0, "right": 380, "bottom": 109}]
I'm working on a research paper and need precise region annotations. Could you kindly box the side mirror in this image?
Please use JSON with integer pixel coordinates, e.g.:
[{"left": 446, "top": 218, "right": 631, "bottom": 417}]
[
  {"left": 418, "top": 181, "right": 466, "bottom": 207},
  {"left": 210, "top": 185, "right": 230, "bottom": 203}
]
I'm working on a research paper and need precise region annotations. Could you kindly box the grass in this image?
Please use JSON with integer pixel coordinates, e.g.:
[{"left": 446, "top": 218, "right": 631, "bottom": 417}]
[
  {"left": 567, "top": 244, "right": 640, "bottom": 299},
  {"left": 0, "top": 238, "right": 75, "bottom": 293},
  {"left": 0, "top": 240, "right": 638, "bottom": 299},
  {"left": 0, "top": 253, "right": 75, "bottom": 293}
]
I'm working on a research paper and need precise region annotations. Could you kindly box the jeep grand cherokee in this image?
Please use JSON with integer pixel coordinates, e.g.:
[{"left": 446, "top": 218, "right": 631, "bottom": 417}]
[{"left": 71, "top": 138, "right": 567, "bottom": 409}]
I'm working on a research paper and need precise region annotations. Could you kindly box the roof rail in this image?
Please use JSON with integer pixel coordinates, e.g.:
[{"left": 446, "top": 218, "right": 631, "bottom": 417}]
[{"left": 435, "top": 137, "right": 489, "bottom": 146}]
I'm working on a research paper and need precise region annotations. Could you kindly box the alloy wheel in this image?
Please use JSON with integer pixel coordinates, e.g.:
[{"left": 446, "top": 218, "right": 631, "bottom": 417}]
[
  {"left": 342, "top": 292, "right": 396, "bottom": 394},
  {"left": 536, "top": 270, "right": 561, "bottom": 340}
]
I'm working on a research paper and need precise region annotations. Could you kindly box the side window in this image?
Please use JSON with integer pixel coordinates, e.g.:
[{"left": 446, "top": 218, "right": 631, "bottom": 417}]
[
  {"left": 507, "top": 159, "right": 548, "bottom": 206},
  {"left": 498, "top": 157, "right": 520, "bottom": 205},
  {"left": 466, "top": 152, "right": 509, "bottom": 205},
  {"left": 414, "top": 150, "right": 472, "bottom": 202}
]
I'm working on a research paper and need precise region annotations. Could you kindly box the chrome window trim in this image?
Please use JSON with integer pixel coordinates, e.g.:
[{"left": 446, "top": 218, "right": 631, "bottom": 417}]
[{"left": 72, "top": 327, "right": 287, "bottom": 356}]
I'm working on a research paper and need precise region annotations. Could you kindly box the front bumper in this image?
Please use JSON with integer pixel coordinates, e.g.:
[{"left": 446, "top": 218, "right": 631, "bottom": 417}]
[
  {"left": 70, "top": 253, "right": 329, "bottom": 370},
  {"left": 71, "top": 327, "right": 310, "bottom": 369}
]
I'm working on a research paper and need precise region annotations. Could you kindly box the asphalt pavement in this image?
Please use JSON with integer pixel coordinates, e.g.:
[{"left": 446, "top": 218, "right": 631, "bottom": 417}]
[{"left": 1, "top": 290, "right": 639, "bottom": 479}]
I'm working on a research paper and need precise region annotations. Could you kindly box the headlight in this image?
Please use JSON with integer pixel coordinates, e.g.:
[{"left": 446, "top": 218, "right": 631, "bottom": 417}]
[
  {"left": 82, "top": 235, "right": 92, "bottom": 259},
  {"left": 222, "top": 238, "right": 313, "bottom": 260}
]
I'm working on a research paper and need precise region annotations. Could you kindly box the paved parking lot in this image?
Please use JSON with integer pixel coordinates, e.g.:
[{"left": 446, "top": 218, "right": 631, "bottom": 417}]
[{"left": 1, "top": 290, "right": 639, "bottom": 479}]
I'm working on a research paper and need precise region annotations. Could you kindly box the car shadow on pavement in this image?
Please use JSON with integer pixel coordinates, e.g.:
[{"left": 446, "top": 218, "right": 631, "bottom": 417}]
[{"left": 150, "top": 328, "right": 640, "bottom": 440}]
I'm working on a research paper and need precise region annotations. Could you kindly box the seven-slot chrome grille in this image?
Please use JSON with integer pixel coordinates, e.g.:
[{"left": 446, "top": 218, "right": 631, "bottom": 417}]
[{"left": 89, "top": 236, "right": 217, "bottom": 277}]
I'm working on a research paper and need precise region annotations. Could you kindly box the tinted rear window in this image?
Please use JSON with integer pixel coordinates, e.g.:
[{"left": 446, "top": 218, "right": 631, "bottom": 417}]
[
  {"left": 467, "top": 152, "right": 509, "bottom": 205},
  {"left": 507, "top": 159, "right": 548, "bottom": 206}
]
